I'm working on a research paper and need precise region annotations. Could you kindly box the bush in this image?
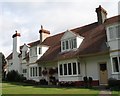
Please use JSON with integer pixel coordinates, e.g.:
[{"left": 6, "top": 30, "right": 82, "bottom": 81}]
[
  {"left": 39, "top": 79, "right": 48, "bottom": 85},
  {"left": 83, "top": 76, "right": 88, "bottom": 87},
  {"left": 24, "top": 79, "right": 37, "bottom": 85},
  {"left": 108, "top": 78, "right": 119, "bottom": 87},
  {"left": 88, "top": 77, "right": 93, "bottom": 87},
  {"left": 6, "top": 70, "right": 26, "bottom": 82}
]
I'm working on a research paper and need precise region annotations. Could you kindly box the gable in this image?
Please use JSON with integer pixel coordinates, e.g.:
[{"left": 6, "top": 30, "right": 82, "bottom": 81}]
[
  {"left": 21, "top": 44, "right": 29, "bottom": 52},
  {"left": 61, "top": 30, "right": 78, "bottom": 40}
]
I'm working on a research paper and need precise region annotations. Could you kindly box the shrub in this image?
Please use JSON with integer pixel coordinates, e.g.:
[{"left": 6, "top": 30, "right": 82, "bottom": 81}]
[
  {"left": 6, "top": 70, "right": 26, "bottom": 82},
  {"left": 88, "top": 77, "right": 93, "bottom": 87},
  {"left": 108, "top": 78, "right": 118, "bottom": 87},
  {"left": 24, "top": 79, "right": 37, "bottom": 85},
  {"left": 83, "top": 76, "right": 88, "bottom": 87},
  {"left": 49, "top": 68, "right": 56, "bottom": 75},
  {"left": 39, "top": 79, "right": 48, "bottom": 85}
]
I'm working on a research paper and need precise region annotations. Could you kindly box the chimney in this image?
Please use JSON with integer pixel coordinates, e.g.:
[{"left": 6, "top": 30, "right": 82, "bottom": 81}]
[
  {"left": 39, "top": 25, "right": 50, "bottom": 43},
  {"left": 12, "top": 30, "right": 21, "bottom": 73},
  {"left": 96, "top": 5, "right": 107, "bottom": 24},
  {"left": 12, "top": 30, "right": 21, "bottom": 53}
]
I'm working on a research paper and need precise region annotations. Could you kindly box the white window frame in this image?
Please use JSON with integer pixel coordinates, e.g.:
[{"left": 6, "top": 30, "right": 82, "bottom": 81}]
[
  {"left": 58, "top": 61, "right": 81, "bottom": 77},
  {"left": 111, "top": 56, "right": 120, "bottom": 74},
  {"left": 61, "top": 37, "right": 77, "bottom": 52},
  {"left": 108, "top": 24, "right": 120, "bottom": 41}
]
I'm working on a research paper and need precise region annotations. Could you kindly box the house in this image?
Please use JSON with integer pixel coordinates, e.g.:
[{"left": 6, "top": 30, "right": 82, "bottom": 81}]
[{"left": 6, "top": 5, "right": 120, "bottom": 86}]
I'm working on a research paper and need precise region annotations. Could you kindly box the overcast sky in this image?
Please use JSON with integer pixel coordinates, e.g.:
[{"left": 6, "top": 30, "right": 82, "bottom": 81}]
[{"left": 0, "top": 0, "right": 119, "bottom": 57}]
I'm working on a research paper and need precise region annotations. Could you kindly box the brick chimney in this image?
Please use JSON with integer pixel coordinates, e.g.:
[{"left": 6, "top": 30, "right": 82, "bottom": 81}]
[
  {"left": 39, "top": 25, "right": 50, "bottom": 43},
  {"left": 96, "top": 5, "right": 107, "bottom": 24}
]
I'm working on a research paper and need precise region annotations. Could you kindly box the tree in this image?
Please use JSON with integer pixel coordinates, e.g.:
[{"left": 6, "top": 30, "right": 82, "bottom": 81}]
[{"left": 1, "top": 53, "right": 7, "bottom": 79}]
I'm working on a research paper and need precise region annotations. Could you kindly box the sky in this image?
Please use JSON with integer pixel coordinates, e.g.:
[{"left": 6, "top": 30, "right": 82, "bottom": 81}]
[{"left": 0, "top": 0, "right": 119, "bottom": 57}]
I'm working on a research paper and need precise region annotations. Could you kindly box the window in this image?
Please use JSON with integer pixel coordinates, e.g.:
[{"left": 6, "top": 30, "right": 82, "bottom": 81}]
[
  {"left": 68, "top": 63, "right": 72, "bottom": 75},
  {"left": 39, "top": 47, "right": 41, "bottom": 54},
  {"left": 73, "top": 62, "right": 77, "bottom": 75},
  {"left": 39, "top": 67, "right": 41, "bottom": 76},
  {"left": 109, "top": 27, "right": 114, "bottom": 39},
  {"left": 59, "top": 62, "right": 80, "bottom": 76},
  {"left": 73, "top": 38, "right": 77, "bottom": 48},
  {"left": 33, "top": 67, "right": 35, "bottom": 76},
  {"left": 35, "top": 67, "right": 37, "bottom": 76},
  {"left": 62, "top": 41, "right": 65, "bottom": 50},
  {"left": 66, "top": 40, "right": 69, "bottom": 49},
  {"left": 30, "top": 49, "right": 32, "bottom": 56},
  {"left": 112, "top": 57, "right": 119, "bottom": 72},
  {"left": 64, "top": 64, "right": 67, "bottom": 75},
  {"left": 35, "top": 47, "right": 37, "bottom": 55},
  {"left": 78, "top": 62, "right": 80, "bottom": 74},
  {"left": 60, "top": 64, "right": 63, "bottom": 75},
  {"left": 23, "top": 69, "right": 27, "bottom": 73},
  {"left": 62, "top": 38, "right": 77, "bottom": 51},
  {"left": 30, "top": 68, "right": 32, "bottom": 77},
  {"left": 116, "top": 25, "right": 120, "bottom": 38},
  {"left": 109, "top": 25, "right": 120, "bottom": 40}
]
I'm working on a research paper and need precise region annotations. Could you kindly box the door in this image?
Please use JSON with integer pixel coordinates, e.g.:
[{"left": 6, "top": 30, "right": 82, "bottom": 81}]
[{"left": 99, "top": 63, "right": 108, "bottom": 85}]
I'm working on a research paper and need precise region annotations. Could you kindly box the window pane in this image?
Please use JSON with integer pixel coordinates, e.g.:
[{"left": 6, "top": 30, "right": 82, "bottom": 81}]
[
  {"left": 73, "top": 38, "right": 77, "bottom": 48},
  {"left": 36, "top": 67, "right": 37, "bottom": 76},
  {"left": 73, "top": 62, "right": 77, "bottom": 75},
  {"left": 30, "top": 68, "right": 32, "bottom": 77},
  {"left": 78, "top": 62, "right": 80, "bottom": 74},
  {"left": 33, "top": 67, "right": 35, "bottom": 76},
  {"left": 112, "top": 57, "right": 119, "bottom": 72},
  {"left": 62, "top": 41, "right": 65, "bottom": 50},
  {"left": 35, "top": 47, "right": 37, "bottom": 55},
  {"left": 64, "top": 64, "right": 67, "bottom": 75},
  {"left": 109, "top": 27, "right": 115, "bottom": 39},
  {"left": 68, "top": 63, "right": 72, "bottom": 75},
  {"left": 39, "top": 67, "right": 41, "bottom": 76},
  {"left": 66, "top": 40, "right": 69, "bottom": 49},
  {"left": 60, "top": 64, "right": 63, "bottom": 75},
  {"left": 39, "top": 47, "right": 41, "bottom": 54},
  {"left": 30, "top": 49, "right": 32, "bottom": 56},
  {"left": 116, "top": 25, "right": 120, "bottom": 38}
]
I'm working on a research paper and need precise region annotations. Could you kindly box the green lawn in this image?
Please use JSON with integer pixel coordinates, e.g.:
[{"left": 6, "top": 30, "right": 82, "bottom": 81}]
[{"left": 2, "top": 82, "right": 99, "bottom": 96}]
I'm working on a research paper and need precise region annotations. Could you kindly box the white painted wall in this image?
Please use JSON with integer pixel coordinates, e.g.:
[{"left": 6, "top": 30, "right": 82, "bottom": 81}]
[
  {"left": 83, "top": 55, "right": 111, "bottom": 80},
  {"left": 57, "top": 55, "right": 112, "bottom": 82},
  {"left": 12, "top": 36, "right": 21, "bottom": 73}
]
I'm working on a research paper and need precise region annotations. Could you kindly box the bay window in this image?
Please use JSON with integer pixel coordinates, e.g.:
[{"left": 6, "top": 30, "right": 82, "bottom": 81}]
[
  {"left": 59, "top": 62, "right": 80, "bottom": 76},
  {"left": 112, "top": 57, "right": 120, "bottom": 73},
  {"left": 108, "top": 24, "right": 120, "bottom": 40}
]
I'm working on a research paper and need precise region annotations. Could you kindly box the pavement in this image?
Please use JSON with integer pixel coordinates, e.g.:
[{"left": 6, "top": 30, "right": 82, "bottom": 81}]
[{"left": 98, "top": 86, "right": 112, "bottom": 96}]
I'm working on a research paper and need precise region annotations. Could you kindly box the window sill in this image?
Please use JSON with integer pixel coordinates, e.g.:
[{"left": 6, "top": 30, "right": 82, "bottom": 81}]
[
  {"left": 59, "top": 74, "right": 82, "bottom": 77},
  {"left": 112, "top": 72, "right": 120, "bottom": 75},
  {"left": 61, "top": 48, "right": 77, "bottom": 53}
]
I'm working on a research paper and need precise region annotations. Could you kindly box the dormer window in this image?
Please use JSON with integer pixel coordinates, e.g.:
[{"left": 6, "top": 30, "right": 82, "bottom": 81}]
[
  {"left": 61, "top": 30, "right": 84, "bottom": 52},
  {"left": 107, "top": 24, "right": 120, "bottom": 41},
  {"left": 61, "top": 38, "right": 77, "bottom": 52}
]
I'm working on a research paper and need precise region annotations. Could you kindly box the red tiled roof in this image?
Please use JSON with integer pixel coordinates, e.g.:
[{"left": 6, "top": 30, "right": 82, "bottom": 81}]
[
  {"left": 105, "top": 15, "right": 120, "bottom": 25},
  {"left": 37, "top": 15, "right": 119, "bottom": 63},
  {"left": 7, "top": 15, "right": 119, "bottom": 62}
]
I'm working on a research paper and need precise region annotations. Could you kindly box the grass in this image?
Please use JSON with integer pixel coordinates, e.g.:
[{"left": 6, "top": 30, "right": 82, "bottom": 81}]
[{"left": 2, "top": 82, "right": 99, "bottom": 96}]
